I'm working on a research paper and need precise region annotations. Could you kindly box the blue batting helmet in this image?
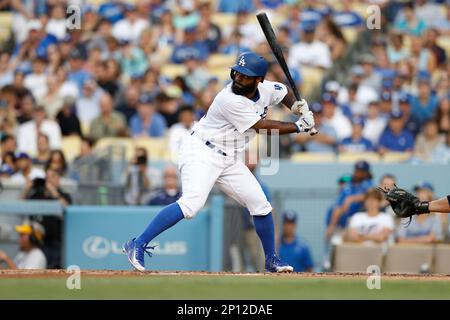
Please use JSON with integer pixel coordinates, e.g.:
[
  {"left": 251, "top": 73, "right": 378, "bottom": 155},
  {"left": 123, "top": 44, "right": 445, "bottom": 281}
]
[{"left": 230, "top": 51, "right": 268, "bottom": 79}]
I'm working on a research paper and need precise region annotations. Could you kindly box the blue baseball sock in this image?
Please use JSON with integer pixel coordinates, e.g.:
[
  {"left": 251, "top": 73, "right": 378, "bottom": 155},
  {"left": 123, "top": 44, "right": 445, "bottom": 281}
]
[
  {"left": 253, "top": 213, "right": 275, "bottom": 260},
  {"left": 135, "top": 202, "right": 184, "bottom": 246}
]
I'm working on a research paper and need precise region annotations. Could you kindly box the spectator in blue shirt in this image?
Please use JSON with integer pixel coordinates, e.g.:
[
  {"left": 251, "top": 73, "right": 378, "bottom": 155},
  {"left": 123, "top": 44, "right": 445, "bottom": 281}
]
[
  {"left": 410, "top": 72, "right": 439, "bottom": 123},
  {"left": 67, "top": 49, "right": 92, "bottom": 92},
  {"left": 98, "top": 1, "right": 125, "bottom": 24},
  {"left": 378, "top": 110, "right": 415, "bottom": 155},
  {"left": 326, "top": 160, "right": 374, "bottom": 238},
  {"left": 278, "top": 210, "right": 314, "bottom": 272},
  {"left": 217, "top": 0, "right": 255, "bottom": 13},
  {"left": 147, "top": 166, "right": 181, "bottom": 206},
  {"left": 220, "top": 30, "right": 251, "bottom": 56},
  {"left": 394, "top": 2, "right": 427, "bottom": 36},
  {"left": 129, "top": 94, "right": 167, "bottom": 138},
  {"left": 333, "top": 0, "right": 364, "bottom": 28},
  {"left": 339, "top": 117, "right": 374, "bottom": 153},
  {"left": 171, "top": 28, "right": 210, "bottom": 64},
  {"left": 398, "top": 92, "right": 422, "bottom": 137}
]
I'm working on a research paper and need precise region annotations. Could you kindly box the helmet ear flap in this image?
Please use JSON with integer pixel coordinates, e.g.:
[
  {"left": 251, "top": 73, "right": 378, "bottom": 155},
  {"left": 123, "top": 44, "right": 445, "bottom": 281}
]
[{"left": 230, "top": 69, "right": 236, "bottom": 80}]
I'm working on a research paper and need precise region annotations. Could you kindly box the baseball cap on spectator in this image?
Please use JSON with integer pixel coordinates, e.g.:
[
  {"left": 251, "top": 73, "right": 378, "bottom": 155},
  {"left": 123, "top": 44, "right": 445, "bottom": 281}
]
[
  {"left": 62, "top": 34, "right": 72, "bottom": 43},
  {"left": 398, "top": 93, "right": 410, "bottom": 104},
  {"left": 321, "top": 92, "right": 336, "bottom": 104},
  {"left": 359, "top": 54, "right": 376, "bottom": 65},
  {"left": 16, "top": 221, "right": 45, "bottom": 244},
  {"left": 14, "top": 66, "right": 29, "bottom": 75},
  {"left": 301, "top": 22, "right": 316, "bottom": 33},
  {"left": 118, "top": 38, "right": 131, "bottom": 46},
  {"left": 63, "top": 96, "right": 76, "bottom": 106},
  {"left": 325, "top": 80, "right": 340, "bottom": 93},
  {"left": 351, "top": 65, "right": 365, "bottom": 77},
  {"left": 414, "top": 181, "right": 434, "bottom": 192},
  {"left": 310, "top": 102, "right": 323, "bottom": 113},
  {"left": 389, "top": 109, "right": 403, "bottom": 119},
  {"left": 164, "top": 85, "right": 183, "bottom": 99},
  {"left": 27, "top": 19, "right": 43, "bottom": 32},
  {"left": 354, "top": 160, "right": 370, "bottom": 172},
  {"left": 371, "top": 38, "right": 387, "bottom": 47},
  {"left": 282, "top": 210, "right": 297, "bottom": 223},
  {"left": 351, "top": 116, "right": 365, "bottom": 126},
  {"left": 16, "top": 152, "right": 30, "bottom": 160},
  {"left": 83, "top": 4, "right": 97, "bottom": 13},
  {"left": 130, "top": 72, "right": 144, "bottom": 81},
  {"left": 69, "top": 49, "right": 83, "bottom": 60},
  {"left": 184, "top": 26, "right": 197, "bottom": 34},
  {"left": 180, "top": 0, "right": 196, "bottom": 11},
  {"left": 417, "top": 70, "right": 431, "bottom": 83},
  {"left": 382, "top": 77, "right": 393, "bottom": 89},
  {"left": 124, "top": 3, "right": 136, "bottom": 12},
  {"left": 380, "top": 90, "right": 392, "bottom": 101},
  {"left": 138, "top": 94, "right": 154, "bottom": 105}
]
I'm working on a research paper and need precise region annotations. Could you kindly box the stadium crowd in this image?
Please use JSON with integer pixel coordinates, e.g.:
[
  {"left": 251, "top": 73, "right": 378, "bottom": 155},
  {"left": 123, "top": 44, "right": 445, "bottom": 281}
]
[{"left": 0, "top": 0, "right": 449, "bottom": 270}]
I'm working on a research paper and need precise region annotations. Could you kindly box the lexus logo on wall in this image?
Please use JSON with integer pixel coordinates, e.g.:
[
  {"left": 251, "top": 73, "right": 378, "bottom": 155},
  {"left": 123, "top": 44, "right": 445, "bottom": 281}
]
[
  {"left": 83, "top": 236, "right": 113, "bottom": 258},
  {"left": 82, "top": 236, "right": 187, "bottom": 259}
]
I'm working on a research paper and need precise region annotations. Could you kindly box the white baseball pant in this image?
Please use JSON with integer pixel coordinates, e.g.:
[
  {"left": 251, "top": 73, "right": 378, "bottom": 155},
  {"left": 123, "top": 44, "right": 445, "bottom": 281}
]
[{"left": 176, "top": 134, "right": 272, "bottom": 219}]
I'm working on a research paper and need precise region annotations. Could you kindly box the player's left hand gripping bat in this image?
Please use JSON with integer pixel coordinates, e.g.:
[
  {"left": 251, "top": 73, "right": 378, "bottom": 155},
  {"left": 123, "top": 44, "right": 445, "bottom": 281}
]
[{"left": 256, "top": 12, "right": 318, "bottom": 136}]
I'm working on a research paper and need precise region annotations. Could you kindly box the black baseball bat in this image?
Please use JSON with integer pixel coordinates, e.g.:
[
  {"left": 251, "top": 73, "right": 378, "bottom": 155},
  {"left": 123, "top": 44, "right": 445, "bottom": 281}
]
[{"left": 256, "top": 12, "right": 318, "bottom": 136}]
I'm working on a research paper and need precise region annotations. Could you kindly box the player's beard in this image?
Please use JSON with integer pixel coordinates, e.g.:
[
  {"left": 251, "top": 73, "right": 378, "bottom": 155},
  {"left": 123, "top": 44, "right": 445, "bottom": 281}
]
[{"left": 231, "top": 80, "right": 257, "bottom": 96}]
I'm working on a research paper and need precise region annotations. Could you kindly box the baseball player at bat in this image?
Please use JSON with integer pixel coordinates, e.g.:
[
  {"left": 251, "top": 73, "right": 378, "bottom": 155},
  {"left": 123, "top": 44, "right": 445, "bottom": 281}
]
[{"left": 123, "top": 51, "right": 315, "bottom": 272}]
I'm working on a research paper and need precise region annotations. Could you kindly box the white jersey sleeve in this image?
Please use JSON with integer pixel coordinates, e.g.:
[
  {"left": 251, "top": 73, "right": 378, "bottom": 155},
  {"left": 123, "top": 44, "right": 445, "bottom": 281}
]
[{"left": 262, "top": 80, "right": 288, "bottom": 106}]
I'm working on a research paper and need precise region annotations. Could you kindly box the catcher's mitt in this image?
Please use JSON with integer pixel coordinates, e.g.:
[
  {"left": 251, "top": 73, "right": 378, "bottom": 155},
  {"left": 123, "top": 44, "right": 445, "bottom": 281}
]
[{"left": 377, "top": 186, "right": 430, "bottom": 220}]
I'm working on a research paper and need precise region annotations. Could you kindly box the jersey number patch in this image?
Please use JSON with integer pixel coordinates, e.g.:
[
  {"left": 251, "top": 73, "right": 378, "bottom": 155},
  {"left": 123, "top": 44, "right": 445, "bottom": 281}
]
[{"left": 274, "top": 84, "right": 282, "bottom": 91}]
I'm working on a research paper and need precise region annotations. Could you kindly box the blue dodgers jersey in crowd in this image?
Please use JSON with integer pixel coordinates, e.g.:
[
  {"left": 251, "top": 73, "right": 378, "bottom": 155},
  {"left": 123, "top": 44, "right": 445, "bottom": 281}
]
[
  {"left": 341, "top": 137, "right": 374, "bottom": 152},
  {"left": 333, "top": 11, "right": 364, "bottom": 27},
  {"left": 171, "top": 42, "right": 210, "bottom": 64},
  {"left": 279, "top": 237, "right": 314, "bottom": 272},
  {"left": 336, "top": 178, "right": 374, "bottom": 225},
  {"left": 147, "top": 190, "right": 182, "bottom": 206},
  {"left": 129, "top": 112, "right": 167, "bottom": 137},
  {"left": 98, "top": 2, "right": 125, "bottom": 24},
  {"left": 378, "top": 128, "right": 414, "bottom": 151},
  {"left": 410, "top": 94, "right": 440, "bottom": 123}
]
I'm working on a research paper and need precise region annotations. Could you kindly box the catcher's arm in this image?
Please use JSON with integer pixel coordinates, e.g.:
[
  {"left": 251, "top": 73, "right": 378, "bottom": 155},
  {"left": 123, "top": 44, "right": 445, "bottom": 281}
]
[{"left": 429, "top": 196, "right": 450, "bottom": 213}]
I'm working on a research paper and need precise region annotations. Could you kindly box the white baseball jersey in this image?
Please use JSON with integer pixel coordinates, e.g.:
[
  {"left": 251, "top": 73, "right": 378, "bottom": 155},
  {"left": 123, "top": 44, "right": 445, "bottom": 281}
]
[
  {"left": 191, "top": 80, "right": 288, "bottom": 156},
  {"left": 176, "top": 80, "right": 287, "bottom": 219},
  {"left": 349, "top": 212, "right": 394, "bottom": 236}
]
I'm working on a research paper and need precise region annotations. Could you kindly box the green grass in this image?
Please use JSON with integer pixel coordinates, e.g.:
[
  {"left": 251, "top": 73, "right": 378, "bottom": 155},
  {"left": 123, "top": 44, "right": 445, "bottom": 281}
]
[{"left": 1, "top": 275, "right": 450, "bottom": 300}]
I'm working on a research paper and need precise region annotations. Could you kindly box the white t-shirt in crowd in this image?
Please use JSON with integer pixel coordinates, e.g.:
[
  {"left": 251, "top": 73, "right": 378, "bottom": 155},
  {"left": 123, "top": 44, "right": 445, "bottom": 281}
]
[
  {"left": 14, "top": 248, "right": 47, "bottom": 269},
  {"left": 349, "top": 212, "right": 395, "bottom": 236},
  {"left": 10, "top": 167, "right": 46, "bottom": 183},
  {"left": 76, "top": 89, "right": 103, "bottom": 124},
  {"left": 192, "top": 80, "right": 287, "bottom": 156},
  {"left": 322, "top": 109, "right": 352, "bottom": 141},
  {"left": 17, "top": 120, "right": 62, "bottom": 155},
  {"left": 24, "top": 73, "right": 48, "bottom": 101},
  {"left": 288, "top": 40, "right": 332, "bottom": 69},
  {"left": 46, "top": 19, "right": 67, "bottom": 40},
  {"left": 363, "top": 117, "right": 387, "bottom": 146},
  {"left": 112, "top": 18, "right": 149, "bottom": 43}
]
